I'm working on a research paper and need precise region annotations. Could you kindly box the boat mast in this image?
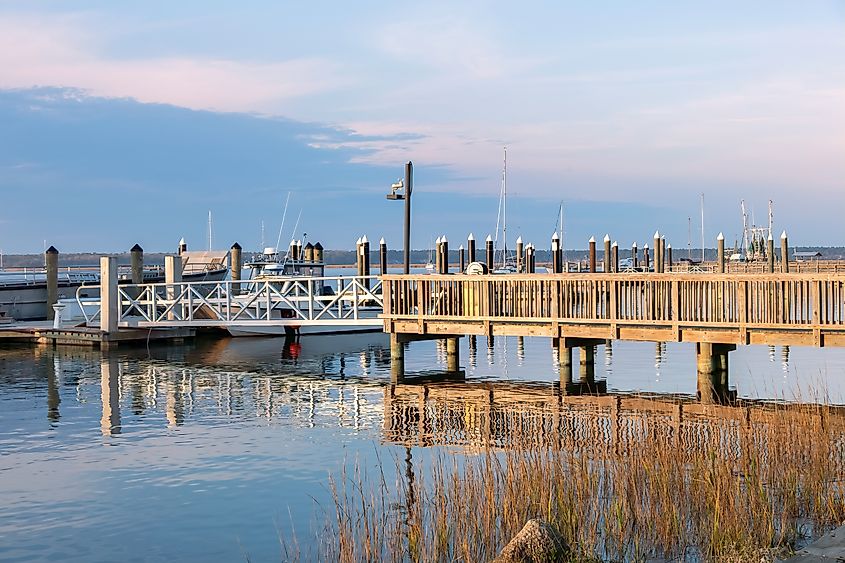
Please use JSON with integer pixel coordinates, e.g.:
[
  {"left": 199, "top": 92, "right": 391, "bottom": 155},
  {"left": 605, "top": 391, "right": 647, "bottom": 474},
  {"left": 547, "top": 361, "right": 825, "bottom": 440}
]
[
  {"left": 502, "top": 146, "right": 507, "bottom": 268},
  {"left": 741, "top": 200, "right": 749, "bottom": 258},
  {"left": 700, "top": 193, "right": 705, "bottom": 263}
]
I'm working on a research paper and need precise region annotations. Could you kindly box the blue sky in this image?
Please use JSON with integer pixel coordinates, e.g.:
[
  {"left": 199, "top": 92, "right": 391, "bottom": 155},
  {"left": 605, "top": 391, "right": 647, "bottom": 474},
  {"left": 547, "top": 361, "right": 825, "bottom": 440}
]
[{"left": 0, "top": 2, "right": 843, "bottom": 252}]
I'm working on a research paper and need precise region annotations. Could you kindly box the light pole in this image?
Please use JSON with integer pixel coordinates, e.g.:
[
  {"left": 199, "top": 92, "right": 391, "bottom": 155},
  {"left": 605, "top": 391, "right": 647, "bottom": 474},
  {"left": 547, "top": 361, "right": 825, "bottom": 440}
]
[{"left": 386, "top": 161, "right": 413, "bottom": 274}]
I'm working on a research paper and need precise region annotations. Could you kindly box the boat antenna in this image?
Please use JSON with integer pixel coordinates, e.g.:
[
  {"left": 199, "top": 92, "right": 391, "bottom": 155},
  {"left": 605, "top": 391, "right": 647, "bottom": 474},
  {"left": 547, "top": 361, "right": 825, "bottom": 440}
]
[
  {"left": 207, "top": 209, "right": 213, "bottom": 251},
  {"left": 260, "top": 220, "right": 265, "bottom": 250},
  {"left": 275, "top": 191, "right": 292, "bottom": 253}
]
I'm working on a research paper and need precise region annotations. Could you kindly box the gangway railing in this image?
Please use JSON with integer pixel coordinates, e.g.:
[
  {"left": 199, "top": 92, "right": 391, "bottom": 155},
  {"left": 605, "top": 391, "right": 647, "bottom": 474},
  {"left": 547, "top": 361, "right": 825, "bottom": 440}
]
[{"left": 77, "top": 275, "right": 384, "bottom": 328}]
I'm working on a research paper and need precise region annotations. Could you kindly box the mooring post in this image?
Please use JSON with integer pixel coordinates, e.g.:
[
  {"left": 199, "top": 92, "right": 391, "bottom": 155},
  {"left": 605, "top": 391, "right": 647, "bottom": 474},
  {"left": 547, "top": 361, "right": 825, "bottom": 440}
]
[
  {"left": 390, "top": 334, "right": 405, "bottom": 383},
  {"left": 717, "top": 233, "right": 725, "bottom": 273},
  {"left": 767, "top": 233, "right": 774, "bottom": 273},
  {"left": 526, "top": 244, "right": 535, "bottom": 273},
  {"left": 178, "top": 237, "right": 187, "bottom": 255},
  {"left": 666, "top": 243, "right": 672, "bottom": 270},
  {"left": 643, "top": 244, "right": 650, "bottom": 272},
  {"left": 654, "top": 231, "right": 661, "bottom": 273},
  {"left": 446, "top": 337, "right": 460, "bottom": 372},
  {"left": 632, "top": 242, "right": 638, "bottom": 270},
  {"left": 354, "top": 237, "right": 362, "bottom": 276},
  {"left": 45, "top": 246, "right": 59, "bottom": 320},
  {"left": 603, "top": 235, "right": 611, "bottom": 273},
  {"left": 304, "top": 242, "right": 314, "bottom": 263},
  {"left": 314, "top": 242, "right": 324, "bottom": 263},
  {"left": 485, "top": 235, "right": 494, "bottom": 270},
  {"left": 780, "top": 231, "right": 789, "bottom": 273},
  {"left": 362, "top": 235, "right": 371, "bottom": 289},
  {"left": 467, "top": 233, "right": 476, "bottom": 264},
  {"left": 551, "top": 233, "right": 560, "bottom": 273},
  {"left": 589, "top": 237, "right": 597, "bottom": 273},
  {"left": 440, "top": 235, "right": 449, "bottom": 274},
  {"left": 164, "top": 255, "right": 183, "bottom": 321},
  {"left": 516, "top": 236, "right": 524, "bottom": 273},
  {"left": 379, "top": 238, "right": 388, "bottom": 275},
  {"left": 130, "top": 244, "right": 144, "bottom": 285},
  {"left": 230, "top": 242, "right": 242, "bottom": 295},
  {"left": 611, "top": 241, "right": 618, "bottom": 273},
  {"left": 458, "top": 245, "right": 465, "bottom": 273},
  {"left": 100, "top": 256, "right": 119, "bottom": 340}
]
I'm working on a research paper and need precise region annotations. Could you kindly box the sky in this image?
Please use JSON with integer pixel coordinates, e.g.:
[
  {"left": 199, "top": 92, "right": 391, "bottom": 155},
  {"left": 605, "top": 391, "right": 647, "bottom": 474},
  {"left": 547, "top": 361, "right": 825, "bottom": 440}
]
[{"left": 0, "top": 1, "right": 843, "bottom": 253}]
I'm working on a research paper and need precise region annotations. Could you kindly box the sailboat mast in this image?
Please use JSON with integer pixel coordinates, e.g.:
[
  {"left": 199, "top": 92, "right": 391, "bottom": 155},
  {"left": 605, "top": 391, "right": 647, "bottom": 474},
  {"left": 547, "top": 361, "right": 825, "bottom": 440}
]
[
  {"left": 700, "top": 193, "right": 705, "bottom": 263},
  {"left": 502, "top": 146, "right": 507, "bottom": 268}
]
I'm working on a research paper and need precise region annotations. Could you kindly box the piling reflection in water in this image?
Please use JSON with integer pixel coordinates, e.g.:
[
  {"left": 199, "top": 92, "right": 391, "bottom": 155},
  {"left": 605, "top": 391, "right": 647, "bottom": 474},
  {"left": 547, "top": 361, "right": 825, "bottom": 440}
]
[{"left": 382, "top": 380, "right": 845, "bottom": 462}]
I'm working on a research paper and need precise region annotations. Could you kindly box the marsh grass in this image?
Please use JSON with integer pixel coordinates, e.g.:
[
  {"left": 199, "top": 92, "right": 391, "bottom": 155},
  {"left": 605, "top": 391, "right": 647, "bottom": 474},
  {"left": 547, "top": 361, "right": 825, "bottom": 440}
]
[{"left": 318, "top": 398, "right": 845, "bottom": 562}]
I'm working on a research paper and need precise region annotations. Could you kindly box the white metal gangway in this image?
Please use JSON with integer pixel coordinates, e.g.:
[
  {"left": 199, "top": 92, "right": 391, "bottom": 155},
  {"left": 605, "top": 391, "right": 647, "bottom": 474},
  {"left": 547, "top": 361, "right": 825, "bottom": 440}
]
[{"left": 77, "top": 274, "right": 384, "bottom": 329}]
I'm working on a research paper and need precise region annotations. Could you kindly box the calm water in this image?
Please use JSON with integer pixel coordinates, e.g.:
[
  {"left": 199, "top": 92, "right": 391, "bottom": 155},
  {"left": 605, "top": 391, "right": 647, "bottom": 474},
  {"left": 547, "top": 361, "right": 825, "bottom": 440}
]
[{"left": 1, "top": 333, "right": 845, "bottom": 562}]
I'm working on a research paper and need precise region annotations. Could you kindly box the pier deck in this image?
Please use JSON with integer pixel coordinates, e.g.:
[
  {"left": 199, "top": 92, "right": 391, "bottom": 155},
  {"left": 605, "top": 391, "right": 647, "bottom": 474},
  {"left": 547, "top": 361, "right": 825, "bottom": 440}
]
[{"left": 383, "top": 273, "right": 845, "bottom": 347}]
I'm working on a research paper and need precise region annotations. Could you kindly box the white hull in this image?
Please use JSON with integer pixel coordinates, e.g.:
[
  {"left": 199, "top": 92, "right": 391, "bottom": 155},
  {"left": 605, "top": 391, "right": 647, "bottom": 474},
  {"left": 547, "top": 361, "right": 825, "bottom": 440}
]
[{"left": 226, "top": 307, "right": 382, "bottom": 337}]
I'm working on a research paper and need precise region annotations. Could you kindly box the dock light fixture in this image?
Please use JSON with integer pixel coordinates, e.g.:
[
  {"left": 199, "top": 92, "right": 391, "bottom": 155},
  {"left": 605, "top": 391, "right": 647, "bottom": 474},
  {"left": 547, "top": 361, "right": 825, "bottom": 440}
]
[{"left": 386, "top": 162, "right": 413, "bottom": 274}]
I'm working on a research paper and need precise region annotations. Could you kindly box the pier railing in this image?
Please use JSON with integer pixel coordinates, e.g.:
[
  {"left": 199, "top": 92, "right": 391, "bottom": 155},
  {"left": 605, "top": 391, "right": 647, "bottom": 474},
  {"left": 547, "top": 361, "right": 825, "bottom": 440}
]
[
  {"left": 79, "top": 275, "right": 384, "bottom": 328},
  {"left": 382, "top": 273, "right": 845, "bottom": 345}
]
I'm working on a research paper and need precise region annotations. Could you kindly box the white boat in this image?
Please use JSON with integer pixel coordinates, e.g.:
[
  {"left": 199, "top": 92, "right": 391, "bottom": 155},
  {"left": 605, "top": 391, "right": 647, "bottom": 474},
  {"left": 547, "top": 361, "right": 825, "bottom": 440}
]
[
  {"left": 1, "top": 250, "right": 229, "bottom": 322},
  {"left": 226, "top": 242, "right": 382, "bottom": 337}
]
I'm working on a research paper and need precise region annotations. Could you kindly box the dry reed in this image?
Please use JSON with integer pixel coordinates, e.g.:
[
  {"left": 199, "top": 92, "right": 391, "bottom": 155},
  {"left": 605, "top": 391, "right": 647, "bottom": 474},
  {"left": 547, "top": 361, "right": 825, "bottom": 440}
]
[{"left": 317, "top": 397, "right": 845, "bottom": 562}]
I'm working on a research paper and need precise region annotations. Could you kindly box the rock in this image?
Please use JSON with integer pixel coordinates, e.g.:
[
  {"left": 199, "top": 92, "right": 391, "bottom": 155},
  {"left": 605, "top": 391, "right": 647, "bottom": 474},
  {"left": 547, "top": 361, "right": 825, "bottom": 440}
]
[{"left": 493, "top": 518, "right": 569, "bottom": 563}]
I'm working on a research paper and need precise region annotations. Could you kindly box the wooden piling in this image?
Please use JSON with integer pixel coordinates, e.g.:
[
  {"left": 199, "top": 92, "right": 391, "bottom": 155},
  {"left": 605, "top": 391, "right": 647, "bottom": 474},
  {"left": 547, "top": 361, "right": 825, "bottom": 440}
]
[
  {"left": 467, "top": 233, "right": 476, "bottom": 263},
  {"left": 230, "top": 242, "right": 242, "bottom": 295},
  {"left": 164, "top": 255, "right": 182, "bottom": 322},
  {"left": 100, "top": 256, "right": 119, "bottom": 338},
  {"left": 781, "top": 231, "right": 789, "bottom": 273},
  {"left": 390, "top": 335, "right": 405, "bottom": 383},
  {"left": 551, "top": 233, "right": 561, "bottom": 273},
  {"left": 45, "top": 246, "right": 59, "bottom": 320},
  {"left": 516, "top": 237, "right": 524, "bottom": 273},
  {"left": 666, "top": 243, "right": 672, "bottom": 270},
  {"left": 767, "top": 235, "right": 774, "bottom": 273},
  {"left": 485, "top": 235, "right": 494, "bottom": 270},
  {"left": 717, "top": 233, "right": 725, "bottom": 274},
  {"left": 379, "top": 238, "right": 388, "bottom": 275},
  {"left": 459, "top": 245, "right": 465, "bottom": 273},
  {"left": 611, "top": 241, "right": 618, "bottom": 273},
  {"left": 632, "top": 242, "right": 638, "bottom": 270},
  {"left": 440, "top": 236, "right": 449, "bottom": 274},
  {"left": 362, "top": 235, "right": 371, "bottom": 287},
  {"left": 558, "top": 341, "right": 573, "bottom": 385},
  {"left": 603, "top": 235, "right": 611, "bottom": 273},
  {"left": 314, "top": 242, "right": 324, "bottom": 263},
  {"left": 446, "top": 337, "right": 460, "bottom": 372},
  {"left": 643, "top": 244, "right": 650, "bottom": 271},
  {"left": 130, "top": 244, "right": 144, "bottom": 285},
  {"left": 654, "top": 231, "right": 661, "bottom": 273},
  {"left": 435, "top": 236, "right": 442, "bottom": 274},
  {"left": 580, "top": 345, "right": 595, "bottom": 383}
]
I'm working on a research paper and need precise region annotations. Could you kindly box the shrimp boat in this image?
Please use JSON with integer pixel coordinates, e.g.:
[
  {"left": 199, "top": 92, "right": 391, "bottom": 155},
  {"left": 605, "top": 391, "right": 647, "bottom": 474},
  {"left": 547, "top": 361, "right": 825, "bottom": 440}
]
[{"left": 225, "top": 240, "right": 382, "bottom": 337}]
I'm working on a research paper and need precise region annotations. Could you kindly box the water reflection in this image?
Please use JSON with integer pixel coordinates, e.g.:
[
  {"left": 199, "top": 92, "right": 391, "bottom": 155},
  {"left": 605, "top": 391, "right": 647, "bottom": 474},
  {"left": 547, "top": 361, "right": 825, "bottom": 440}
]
[
  {"left": 100, "top": 356, "right": 121, "bottom": 435},
  {"left": 2, "top": 335, "right": 845, "bottom": 562}
]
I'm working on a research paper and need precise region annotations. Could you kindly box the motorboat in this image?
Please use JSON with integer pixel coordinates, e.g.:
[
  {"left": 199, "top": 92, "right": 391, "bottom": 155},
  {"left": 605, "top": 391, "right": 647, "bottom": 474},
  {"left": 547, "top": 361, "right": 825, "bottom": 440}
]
[{"left": 226, "top": 242, "right": 382, "bottom": 337}]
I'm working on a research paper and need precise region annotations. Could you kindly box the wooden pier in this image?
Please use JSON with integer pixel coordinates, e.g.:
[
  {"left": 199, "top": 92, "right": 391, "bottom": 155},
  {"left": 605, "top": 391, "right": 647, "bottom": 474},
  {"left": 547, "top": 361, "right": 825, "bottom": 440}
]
[{"left": 382, "top": 273, "right": 845, "bottom": 385}]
